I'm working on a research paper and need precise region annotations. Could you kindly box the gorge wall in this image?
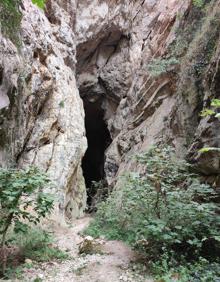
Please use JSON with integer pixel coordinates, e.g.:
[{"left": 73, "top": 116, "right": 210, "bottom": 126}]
[{"left": 0, "top": 0, "right": 220, "bottom": 221}]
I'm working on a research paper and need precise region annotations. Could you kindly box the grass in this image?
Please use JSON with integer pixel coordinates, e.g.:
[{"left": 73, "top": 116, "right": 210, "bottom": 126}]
[
  {"left": 10, "top": 227, "right": 69, "bottom": 262},
  {"left": 1, "top": 227, "right": 69, "bottom": 279}
]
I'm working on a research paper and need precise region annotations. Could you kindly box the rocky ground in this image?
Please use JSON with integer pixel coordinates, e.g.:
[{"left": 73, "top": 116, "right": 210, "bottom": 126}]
[{"left": 4, "top": 217, "right": 153, "bottom": 282}]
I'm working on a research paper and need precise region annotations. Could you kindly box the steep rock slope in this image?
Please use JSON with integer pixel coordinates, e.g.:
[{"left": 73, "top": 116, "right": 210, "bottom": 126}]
[
  {"left": 75, "top": 0, "right": 220, "bottom": 183},
  {"left": 0, "top": 0, "right": 87, "bottom": 220},
  {"left": 0, "top": 0, "right": 219, "bottom": 220}
]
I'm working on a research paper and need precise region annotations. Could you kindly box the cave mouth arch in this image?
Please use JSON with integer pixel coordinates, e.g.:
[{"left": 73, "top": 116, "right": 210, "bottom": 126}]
[{"left": 81, "top": 97, "right": 112, "bottom": 207}]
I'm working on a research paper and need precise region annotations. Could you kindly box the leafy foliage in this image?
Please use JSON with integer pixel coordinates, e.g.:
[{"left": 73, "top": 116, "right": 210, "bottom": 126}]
[
  {"left": 199, "top": 147, "right": 220, "bottom": 153},
  {"left": 32, "top": 0, "right": 46, "bottom": 10},
  {"left": 200, "top": 108, "right": 215, "bottom": 117},
  {"left": 86, "top": 147, "right": 220, "bottom": 280},
  {"left": 200, "top": 98, "right": 220, "bottom": 153},
  {"left": 59, "top": 100, "right": 65, "bottom": 108},
  {"left": 0, "top": 167, "right": 54, "bottom": 274},
  {"left": 10, "top": 228, "right": 68, "bottom": 262},
  {"left": 200, "top": 98, "right": 220, "bottom": 118},
  {"left": 4, "top": 228, "right": 68, "bottom": 280},
  {"left": 152, "top": 256, "right": 220, "bottom": 282},
  {"left": 211, "top": 98, "right": 220, "bottom": 108},
  {"left": 193, "top": 0, "right": 205, "bottom": 8}
]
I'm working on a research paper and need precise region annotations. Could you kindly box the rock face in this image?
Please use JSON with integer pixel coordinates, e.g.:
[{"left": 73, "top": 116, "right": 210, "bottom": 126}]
[
  {"left": 0, "top": 0, "right": 220, "bottom": 220},
  {"left": 0, "top": 0, "right": 87, "bottom": 220}
]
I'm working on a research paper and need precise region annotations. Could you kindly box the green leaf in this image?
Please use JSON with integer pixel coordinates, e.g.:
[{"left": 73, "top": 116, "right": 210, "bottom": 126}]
[
  {"left": 0, "top": 166, "right": 54, "bottom": 252},
  {"left": 199, "top": 147, "right": 220, "bottom": 153},
  {"left": 213, "top": 236, "right": 220, "bottom": 242},
  {"left": 14, "top": 221, "right": 29, "bottom": 234},
  {"left": 211, "top": 99, "right": 220, "bottom": 108},
  {"left": 59, "top": 101, "right": 65, "bottom": 108},
  {"left": 215, "top": 113, "right": 220, "bottom": 118},
  {"left": 32, "top": 0, "right": 45, "bottom": 10},
  {"left": 193, "top": 0, "right": 205, "bottom": 8},
  {"left": 200, "top": 108, "right": 215, "bottom": 117}
]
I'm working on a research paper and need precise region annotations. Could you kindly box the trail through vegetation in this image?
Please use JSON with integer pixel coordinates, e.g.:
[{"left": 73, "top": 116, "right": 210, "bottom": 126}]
[
  {"left": 86, "top": 147, "right": 220, "bottom": 281},
  {"left": 3, "top": 217, "right": 153, "bottom": 282}
]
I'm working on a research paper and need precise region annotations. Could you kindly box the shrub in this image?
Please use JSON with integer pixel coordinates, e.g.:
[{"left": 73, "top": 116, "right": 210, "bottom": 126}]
[
  {"left": 10, "top": 228, "right": 68, "bottom": 262},
  {"left": 86, "top": 147, "right": 220, "bottom": 279},
  {"left": 199, "top": 98, "right": 220, "bottom": 153},
  {"left": 0, "top": 167, "right": 54, "bottom": 275},
  {"left": 4, "top": 227, "right": 68, "bottom": 280},
  {"left": 152, "top": 256, "right": 220, "bottom": 282}
]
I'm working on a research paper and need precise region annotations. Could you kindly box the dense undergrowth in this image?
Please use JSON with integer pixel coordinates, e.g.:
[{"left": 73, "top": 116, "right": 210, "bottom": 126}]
[
  {"left": 3, "top": 228, "right": 68, "bottom": 280},
  {"left": 86, "top": 147, "right": 220, "bottom": 281},
  {"left": 0, "top": 167, "right": 68, "bottom": 279}
]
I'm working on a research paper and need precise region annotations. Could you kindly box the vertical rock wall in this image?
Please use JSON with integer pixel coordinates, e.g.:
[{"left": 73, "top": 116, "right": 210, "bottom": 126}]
[
  {"left": 0, "top": 0, "right": 87, "bottom": 221},
  {"left": 75, "top": 0, "right": 220, "bottom": 186},
  {"left": 0, "top": 0, "right": 219, "bottom": 221}
]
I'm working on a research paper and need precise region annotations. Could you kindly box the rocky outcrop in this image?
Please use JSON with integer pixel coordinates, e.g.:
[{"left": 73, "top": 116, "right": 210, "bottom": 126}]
[
  {"left": 75, "top": 0, "right": 191, "bottom": 185},
  {"left": 0, "top": 0, "right": 87, "bottom": 220},
  {"left": 0, "top": 0, "right": 220, "bottom": 221}
]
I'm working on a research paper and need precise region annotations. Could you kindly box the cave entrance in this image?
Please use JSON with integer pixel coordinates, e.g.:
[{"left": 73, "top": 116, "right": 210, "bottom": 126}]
[{"left": 82, "top": 97, "right": 112, "bottom": 207}]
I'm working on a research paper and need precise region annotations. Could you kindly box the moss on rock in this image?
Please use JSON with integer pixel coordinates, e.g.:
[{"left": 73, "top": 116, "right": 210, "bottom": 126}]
[{"left": 0, "top": 0, "right": 22, "bottom": 45}]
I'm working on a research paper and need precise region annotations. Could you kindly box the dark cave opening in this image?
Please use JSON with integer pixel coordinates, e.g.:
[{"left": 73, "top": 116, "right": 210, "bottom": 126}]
[{"left": 82, "top": 98, "right": 112, "bottom": 207}]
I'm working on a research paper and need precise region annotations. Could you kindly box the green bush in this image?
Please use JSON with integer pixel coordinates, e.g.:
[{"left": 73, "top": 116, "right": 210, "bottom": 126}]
[
  {"left": 199, "top": 98, "right": 220, "bottom": 153},
  {"left": 4, "top": 228, "right": 68, "bottom": 280},
  {"left": 152, "top": 256, "right": 220, "bottom": 282},
  {"left": 0, "top": 167, "right": 54, "bottom": 275},
  {"left": 10, "top": 228, "right": 68, "bottom": 262},
  {"left": 86, "top": 147, "right": 220, "bottom": 279}
]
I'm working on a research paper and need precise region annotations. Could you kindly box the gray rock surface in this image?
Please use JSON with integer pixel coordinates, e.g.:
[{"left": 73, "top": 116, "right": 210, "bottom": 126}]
[{"left": 0, "top": 0, "right": 220, "bottom": 220}]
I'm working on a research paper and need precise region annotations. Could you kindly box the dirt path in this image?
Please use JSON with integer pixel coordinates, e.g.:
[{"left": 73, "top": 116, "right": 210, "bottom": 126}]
[{"left": 21, "top": 217, "right": 153, "bottom": 282}]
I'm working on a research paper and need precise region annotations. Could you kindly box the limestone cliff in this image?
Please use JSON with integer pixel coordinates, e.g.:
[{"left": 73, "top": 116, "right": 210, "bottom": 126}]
[
  {"left": 0, "top": 0, "right": 87, "bottom": 220},
  {"left": 0, "top": 0, "right": 219, "bottom": 220}
]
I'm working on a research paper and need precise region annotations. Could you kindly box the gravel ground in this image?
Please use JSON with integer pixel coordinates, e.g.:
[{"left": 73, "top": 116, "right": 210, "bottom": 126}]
[{"left": 2, "top": 217, "right": 153, "bottom": 282}]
